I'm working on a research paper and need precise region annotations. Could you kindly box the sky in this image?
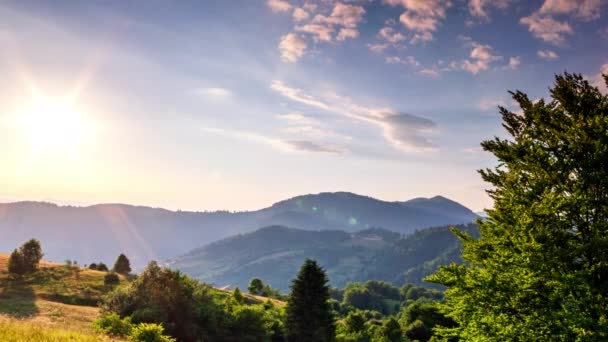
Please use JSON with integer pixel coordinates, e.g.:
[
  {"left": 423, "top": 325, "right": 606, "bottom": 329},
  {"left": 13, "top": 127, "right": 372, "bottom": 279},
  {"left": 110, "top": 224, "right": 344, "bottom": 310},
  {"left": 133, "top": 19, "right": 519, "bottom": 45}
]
[{"left": 0, "top": 0, "right": 606, "bottom": 212}]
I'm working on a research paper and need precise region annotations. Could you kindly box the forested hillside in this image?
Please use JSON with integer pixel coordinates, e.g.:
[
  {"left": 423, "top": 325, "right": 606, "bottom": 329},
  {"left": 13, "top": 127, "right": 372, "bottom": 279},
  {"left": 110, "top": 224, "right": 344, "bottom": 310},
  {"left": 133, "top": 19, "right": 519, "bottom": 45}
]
[{"left": 169, "top": 223, "right": 478, "bottom": 291}]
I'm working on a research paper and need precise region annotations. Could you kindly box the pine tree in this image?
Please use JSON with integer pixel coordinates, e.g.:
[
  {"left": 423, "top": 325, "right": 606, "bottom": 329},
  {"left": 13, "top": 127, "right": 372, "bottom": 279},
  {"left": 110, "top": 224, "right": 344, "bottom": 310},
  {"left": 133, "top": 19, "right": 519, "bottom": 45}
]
[
  {"left": 428, "top": 73, "right": 608, "bottom": 340},
  {"left": 285, "top": 259, "right": 335, "bottom": 342},
  {"left": 112, "top": 254, "right": 132, "bottom": 275}
]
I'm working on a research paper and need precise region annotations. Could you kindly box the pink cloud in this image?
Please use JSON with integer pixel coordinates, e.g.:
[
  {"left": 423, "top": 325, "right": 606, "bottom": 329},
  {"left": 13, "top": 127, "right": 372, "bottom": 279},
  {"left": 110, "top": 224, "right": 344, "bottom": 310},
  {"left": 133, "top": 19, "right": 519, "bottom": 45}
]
[
  {"left": 278, "top": 33, "right": 307, "bottom": 63},
  {"left": 293, "top": 7, "right": 310, "bottom": 21},
  {"left": 267, "top": 0, "right": 292, "bottom": 13},
  {"left": 540, "top": 0, "right": 604, "bottom": 21},
  {"left": 385, "top": 0, "right": 451, "bottom": 43},
  {"left": 520, "top": 13, "right": 573, "bottom": 45}
]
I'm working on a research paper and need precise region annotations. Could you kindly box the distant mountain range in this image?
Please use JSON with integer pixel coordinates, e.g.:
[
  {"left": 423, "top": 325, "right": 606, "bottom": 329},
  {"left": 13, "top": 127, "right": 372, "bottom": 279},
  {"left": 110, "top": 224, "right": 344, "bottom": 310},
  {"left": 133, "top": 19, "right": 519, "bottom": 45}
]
[
  {"left": 0, "top": 192, "right": 477, "bottom": 268},
  {"left": 168, "top": 224, "right": 479, "bottom": 292}
]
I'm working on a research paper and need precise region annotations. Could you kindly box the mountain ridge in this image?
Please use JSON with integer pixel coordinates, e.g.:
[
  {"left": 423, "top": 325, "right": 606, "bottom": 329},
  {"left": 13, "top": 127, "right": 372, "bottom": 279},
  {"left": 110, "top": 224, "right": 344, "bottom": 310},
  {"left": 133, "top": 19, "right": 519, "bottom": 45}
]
[{"left": 0, "top": 192, "right": 478, "bottom": 269}]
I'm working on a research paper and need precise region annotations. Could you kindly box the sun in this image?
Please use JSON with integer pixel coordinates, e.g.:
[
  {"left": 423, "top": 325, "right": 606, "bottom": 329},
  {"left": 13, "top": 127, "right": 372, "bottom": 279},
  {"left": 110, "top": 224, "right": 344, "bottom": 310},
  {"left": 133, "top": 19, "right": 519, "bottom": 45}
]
[{"left": 15, "top": 96, "right": 93, "bottom": 156}]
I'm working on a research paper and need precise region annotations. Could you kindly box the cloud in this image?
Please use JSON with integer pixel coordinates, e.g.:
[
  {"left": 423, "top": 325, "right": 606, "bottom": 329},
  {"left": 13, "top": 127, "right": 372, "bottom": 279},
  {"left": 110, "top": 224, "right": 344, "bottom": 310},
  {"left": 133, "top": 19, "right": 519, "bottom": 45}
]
[
  {"left": 468, "top": 0, "right": 511, "bottom": 19},
  {"left": 337, "top": 28, "right": 359, "bottom": 41},
  {"left": 600, "top": 27, "right": 608, "bottom": 40},
  {"left": 267, "top": 0, "right": 292, "bottom": 13},
  {"left": 419, "top": 68, "right": 440, "bottom": 78},
  {"left": 278, "top": 33, "right": 307, "bottom": 63},
  {"left": 303, "top": 2, "right": 317, "bottom": 12},
  {"left": 461, "top": 42, "right": 502, "bottom": 74},
  {"left": 296, "top": 23, "right": 334, "bottom": 42},
  {"left": 367, "top": 43, "right": 390, "bottom": 53},
  {"left": 195, "top": 87, "right": 231, "bottom": 97},
  {"left": 271, "top": 80, "right": 437, "bottom": 152},
  {"left": 591, "top": 63, "right": 608, "bottom": 93},
  {"left": 537, "top": 49, "right": 559, "bottom": 59},
  {"left": 520, "top": 13, "right": 573, "bottom": 45},
  {"left": 378, "top": 26, "right": 407, "bottom": 44},
  {"left": 386, "top": 56, "right": 420, "bottom": 67},
  {"left": 283, "top": 140, "right": 343, "bottom": 153},
  {"left": 477, "top": 97, "right": 508, "bottom": 112},
  {"left": 293, "top": 7, "right": 310, "bottom": 21},
  {"left": 313, "top": 3, "right": 366, "bottom": 28},
  {"left": 203, "top": 127, "right": 342, "bottom": 154},
  {"left": 539, "top": 0, "right": 604, "bottom": 21},
  {"left": 385, "top": 0, "right": 451, "bottom": 43},
  {"left": 504, "top": 56, "right": 521, "bottom": 70}
]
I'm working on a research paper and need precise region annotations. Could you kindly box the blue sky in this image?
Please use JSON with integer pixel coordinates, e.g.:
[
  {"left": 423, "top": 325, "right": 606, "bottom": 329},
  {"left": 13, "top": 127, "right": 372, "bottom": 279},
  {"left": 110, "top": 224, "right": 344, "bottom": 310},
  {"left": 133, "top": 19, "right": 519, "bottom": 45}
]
[{"left": 0, "top": 0, "right": 606, "bottom": 212}]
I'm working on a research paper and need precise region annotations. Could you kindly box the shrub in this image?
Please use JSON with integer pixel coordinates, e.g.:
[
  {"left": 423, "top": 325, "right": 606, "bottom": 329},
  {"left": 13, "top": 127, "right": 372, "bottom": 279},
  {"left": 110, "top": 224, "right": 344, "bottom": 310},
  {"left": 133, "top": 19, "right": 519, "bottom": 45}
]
[
  {"left": 130, "top": 323, "right": 175, "bottom": 342},
  {"left": 88, "top": 263, "right": 98, "bottom": 270},
  {"left": 104, "top": 272, "right": 120, "bottom": 286},
  {"left": 97, "top": 262, "right": 109, "bottom": 272},
  {"left": 93, "top": 313, "right": 133, "bottom": 337}
]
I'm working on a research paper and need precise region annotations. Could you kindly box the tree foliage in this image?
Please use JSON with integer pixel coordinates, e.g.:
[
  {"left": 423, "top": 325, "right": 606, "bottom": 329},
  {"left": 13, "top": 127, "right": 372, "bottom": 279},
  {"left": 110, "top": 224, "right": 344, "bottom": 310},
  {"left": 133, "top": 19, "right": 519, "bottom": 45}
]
[
  {"left": 285, "top": 259, "right": 335, "bottom": 342},
  {"left": 428, "top": 73, "right": 608, "bottom": 340},
  {"left": 112, "top": 254, "right": 131, "bottom": 275},
  {"left": 8, "top": 239, "right": 43, "bottom": 275}
]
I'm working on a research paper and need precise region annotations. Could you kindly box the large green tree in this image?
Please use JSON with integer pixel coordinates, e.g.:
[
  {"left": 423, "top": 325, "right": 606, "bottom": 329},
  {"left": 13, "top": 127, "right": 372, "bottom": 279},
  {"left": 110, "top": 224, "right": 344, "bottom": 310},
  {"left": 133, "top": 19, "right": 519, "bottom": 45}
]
[
  {"left": 285, "top": 259, "right": 335, "bottom": 342},
  {"left": 428, "top": 73, "right": 608, "bottom": 340}
]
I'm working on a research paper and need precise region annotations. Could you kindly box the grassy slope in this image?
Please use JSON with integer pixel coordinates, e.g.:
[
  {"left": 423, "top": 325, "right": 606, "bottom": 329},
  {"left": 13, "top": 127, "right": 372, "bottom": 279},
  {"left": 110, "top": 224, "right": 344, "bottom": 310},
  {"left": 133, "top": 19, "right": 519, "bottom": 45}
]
[
  {"left": 0, "top": 253, "right": 284, "bottom": 341},
  {"left": 0, "top": 253, "right": 122, "bottom": 341}
]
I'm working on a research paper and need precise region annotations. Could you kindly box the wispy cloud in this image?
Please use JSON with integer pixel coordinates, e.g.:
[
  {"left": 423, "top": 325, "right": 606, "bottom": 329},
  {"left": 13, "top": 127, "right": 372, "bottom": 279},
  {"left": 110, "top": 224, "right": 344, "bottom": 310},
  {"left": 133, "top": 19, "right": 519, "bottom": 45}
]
[
  {"left": 591, "top": 63, "right": 608, "bottom": 93},
  {"left": 194, "top": 87, "right": 231, "bottom": 97},
  {"left": 283, "top": 140, "right": 344, "bottom": 154},
  {"left": 537, "top": 49, "right": 559, "bottom": 60},
  {"left": 202, "top": 127, "right": 343, "bottom": 154},
  {"left": 539, "top": 0, "right": 604, "bottom": 21},
  {"left": 271, "top": 80, "right": 437, "bottom": 152}
]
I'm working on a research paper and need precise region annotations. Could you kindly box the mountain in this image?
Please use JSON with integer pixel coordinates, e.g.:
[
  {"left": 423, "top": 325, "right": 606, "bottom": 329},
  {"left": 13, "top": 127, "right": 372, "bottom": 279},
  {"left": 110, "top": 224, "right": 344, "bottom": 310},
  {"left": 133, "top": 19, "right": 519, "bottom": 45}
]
[
  {"left": 0, "top": 192, "right": 477, "bottom": 269},
  {"left": 168, "top": 223, "right": 479, "bottom": 292}
]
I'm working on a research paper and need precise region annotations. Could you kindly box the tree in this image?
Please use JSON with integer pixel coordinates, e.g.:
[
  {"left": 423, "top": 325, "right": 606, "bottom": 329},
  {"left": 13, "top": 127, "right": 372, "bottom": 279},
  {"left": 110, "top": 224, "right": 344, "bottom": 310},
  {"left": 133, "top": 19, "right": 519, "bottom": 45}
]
[
  {"left": 113, "top": 254, "right": 131, "bottom": 275},
  {"left": 19, "top": 239, "right": 43, "bottom": 273},
  {"left": 89, "top": 263, "right": 98, "bottom": 270},
  {"left": 248, "top": 278, "right": 264, "bottom": 295},
  {"left": 97, "top": 262, "right": 109, "bottom": 272},
  {"left": 379, "top": 318, "right": 402, "bottom": 342},
  {"left": 428, "top": 73, "right": 608, "bottom": 340},
  {"left": 233, "top": 287, "right": 244, "bottom": 303},
  {"left": 7, "top": 249, "right": 26, "bottom": 275},
  {"left": 8, "top": 239, "right": 43, "bottom": 275},
  {"left": 285, "top": 259, "right": 335, "bottom": 342}
]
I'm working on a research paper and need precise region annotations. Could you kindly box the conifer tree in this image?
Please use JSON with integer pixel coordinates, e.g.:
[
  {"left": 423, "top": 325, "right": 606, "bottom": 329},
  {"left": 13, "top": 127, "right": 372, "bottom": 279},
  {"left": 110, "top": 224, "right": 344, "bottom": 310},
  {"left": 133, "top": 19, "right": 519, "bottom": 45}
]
[
  {"left": 285, "top": 259, "right": 335, "bottom": 342},
  {"left": 112, "top": 253, "right": 132, "bottom": 275},
  {"left": 429, "top": 73, "right": 608, "bottom": 340}
]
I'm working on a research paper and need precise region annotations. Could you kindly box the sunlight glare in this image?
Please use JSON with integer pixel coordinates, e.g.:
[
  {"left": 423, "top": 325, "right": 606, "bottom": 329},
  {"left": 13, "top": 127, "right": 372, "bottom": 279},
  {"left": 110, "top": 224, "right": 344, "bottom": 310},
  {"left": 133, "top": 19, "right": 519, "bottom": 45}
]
[{"left": 15, "top": 96, "right": 94, "bottom": 156}]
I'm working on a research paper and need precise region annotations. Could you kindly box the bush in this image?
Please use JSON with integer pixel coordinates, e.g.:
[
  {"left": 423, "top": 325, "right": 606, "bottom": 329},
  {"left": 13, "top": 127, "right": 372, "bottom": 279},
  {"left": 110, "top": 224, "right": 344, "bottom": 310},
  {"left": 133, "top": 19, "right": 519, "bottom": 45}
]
[
  {"left": 130, "top": 323, "right": 175, "bottom": 342},
  {"left": 104, "top": 273, "right": 120, "bottom": 286},
  {"left": 94, "top": 313, "right": 133, "bottom": 337},
  {"left": 88, "top": 263, "right": 98, "bottom": 270},
  {"left": 97, "top": 262, "right": 109, "bottom": 272}
]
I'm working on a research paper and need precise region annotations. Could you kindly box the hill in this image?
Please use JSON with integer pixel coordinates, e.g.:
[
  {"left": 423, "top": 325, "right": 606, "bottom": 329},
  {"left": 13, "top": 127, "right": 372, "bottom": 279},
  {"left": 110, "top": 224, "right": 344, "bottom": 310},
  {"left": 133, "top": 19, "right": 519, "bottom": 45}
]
[
  {"left": 0, "top": 192, "right": 477, "bottom": 268},
  {"left": 168, "top": 223, "right": 479, "bottom": 292},
  {"left": 0, "top": 253, "right": 124, "bottom": 341}
]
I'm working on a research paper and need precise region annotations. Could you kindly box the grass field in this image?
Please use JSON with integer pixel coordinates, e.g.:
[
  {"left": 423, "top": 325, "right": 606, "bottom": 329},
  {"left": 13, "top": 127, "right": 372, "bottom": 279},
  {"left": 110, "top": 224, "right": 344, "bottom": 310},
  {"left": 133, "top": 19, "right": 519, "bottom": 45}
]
[{"left": 0, "top": 253, "right": 124, "bottom": 341}]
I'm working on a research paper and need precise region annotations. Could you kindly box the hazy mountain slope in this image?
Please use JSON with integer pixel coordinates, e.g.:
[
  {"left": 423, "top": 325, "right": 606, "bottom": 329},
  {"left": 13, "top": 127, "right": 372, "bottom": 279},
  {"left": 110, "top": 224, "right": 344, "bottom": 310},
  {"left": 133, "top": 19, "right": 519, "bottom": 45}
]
[
  {"left": 168, "top": 223, "right": 479, "bottom": 292},
  {"left": 0, "top": 193, "right": 477, "bottom": 269}
]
